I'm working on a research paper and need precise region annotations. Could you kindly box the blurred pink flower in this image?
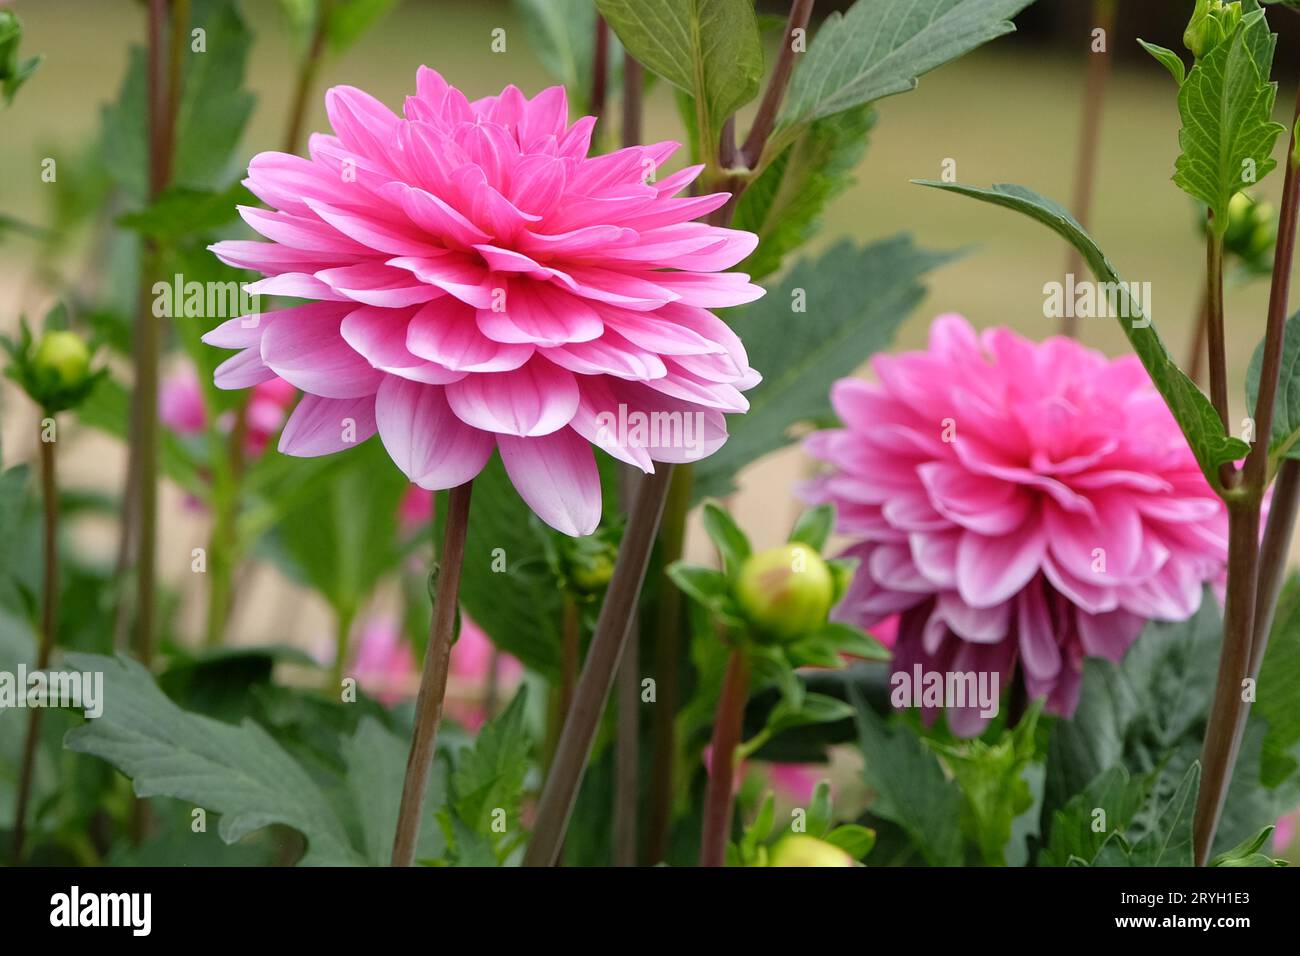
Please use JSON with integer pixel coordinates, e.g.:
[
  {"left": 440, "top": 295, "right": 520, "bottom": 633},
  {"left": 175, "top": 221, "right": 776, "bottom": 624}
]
[
  {"left": 398, "top": 486, "right": 434, "bottom": 530},
  {"left": 446, "top": 615, "right": 522, "bottom": 731},
  {"left": 803, "top": 315, "right": 1228, "bottom": 735},
  {"left": 1276, "top": 810, "right": 1298, "bottom": 852},
  {"left": 350, "top": 615, "right": 416, "bottom": 705},
  {"left": 768, "top": 763, "right": 825, "bottom": 804},
  {"left": 204, "top": 67, "right": 763, "bottom": 537},
  {"left": 159, "top": 363, "right": 295, "bottom": 457}
]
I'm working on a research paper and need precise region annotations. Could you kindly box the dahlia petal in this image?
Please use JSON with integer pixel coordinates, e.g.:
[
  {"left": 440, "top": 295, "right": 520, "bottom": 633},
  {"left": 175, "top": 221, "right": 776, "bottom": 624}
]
[
  {"left": 387, "top": 254, "right": 495, "bottom": 308},
  {"left": 209, "top": 239, "right": 365, "bottom": 275},
  {"left": 324, "top": 85, "right": 401, "bottom": 167},
  {"left": 260, "top": 306, "right": 384, "bottom": 399},
  {"left": 379, "top": 181, "right": 491, "bottom": 248},
  {"left": 279, "top": 393, "right": 378, "bottom": 457},
  {"left": 1016, "top": 583, "right": 1061, "bottom": 679},
  {"left": 305, "top": 198, "right": 445, "bottom": 257},
  {"left": 955, "top": 526, "right": 1045, "bottom": 609},
  {"left": 315, "top": 261, "right": 444, "bottom": 308},
  {"left": 238, "top": 206, "right": 370, "bottom": 255},
  {"left": 444, "top": 360, "right": 579, "bottom": 437},
  {"left": 407, "top": 299, "right": 534, "bottom": 372},
  {"left": 498, "top": 429, "right": 601, "bottom": 536},
  {"left": 650, "top": 270, "right": 765, "bottom": 308},
  {"left": 214, "top": 347, "right": 277, "bottom": 389},
  {"left": 339, "top": 306, "right": 466, "bottom": 384},
  {"left": 477, "top": 280, "right": 603, "bottom": 347},
  {"left": 543, "top": 332, "right": 667, "bottom": 380},
  {"left": 375, "top": 377, "right": 494, "bottom": 489}
]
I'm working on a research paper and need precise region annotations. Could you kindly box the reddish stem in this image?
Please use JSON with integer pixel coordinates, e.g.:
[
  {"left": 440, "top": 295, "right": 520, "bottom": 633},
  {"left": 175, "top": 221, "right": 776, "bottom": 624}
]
[{"left": 699, "top": 648, "right": 751, "bottom": 868}]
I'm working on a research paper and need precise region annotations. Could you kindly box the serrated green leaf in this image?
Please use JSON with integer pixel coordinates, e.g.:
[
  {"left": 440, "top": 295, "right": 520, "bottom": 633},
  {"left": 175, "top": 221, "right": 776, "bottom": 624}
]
[
  {"left": 850, "top": 686, "right": 963, "bottom": 866},
  {"left": 1039, "top": 765, "right": 1150, "bottom": 867},
  {"left": 772, "top": 0, "right": 1034, "bottom": 156},
  {"left": 1173, "top": 9, "right": 1286, "bottom": 227},
  {"left": 595, "top": 0, "right": 762, "bottom": 155},
  {"left": 442, "top": 689, "right": 531, "bottom": 862},
  {"left": 1245, "top": 310, "right": 1300, "bottom": 468},
  {"left": 117, "top": 182, "right": 252, "bottom": 240},
  {"left": 692, "top": 236, "right": 957, "bottom": 501},
  {"left": 916, "top": 180, "right": 1249, "bottom": 491},
  {"left": 1128, "top": 763, "right": 1200, "bottom": 867},
  {"left": 1137, "top": 38, "right": 1186, "bottom": 86},
  {"left": 64, "top": 653, "right": 366, "bottom": 865},
  {"left": 1254, "top": 574, "right": 1300, "bottom": 786},
  {"left": 734, "top": 106, "right": 874, "bottom": 281}
]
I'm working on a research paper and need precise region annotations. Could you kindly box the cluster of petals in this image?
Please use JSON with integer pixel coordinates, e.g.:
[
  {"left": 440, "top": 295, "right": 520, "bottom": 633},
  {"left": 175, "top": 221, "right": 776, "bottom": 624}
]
[
  {"left": 802, "top": 315, "right": 1228, "bottom": 733},
  {"left": 204, "top": 67, "right": 762, "bottom": 535}
]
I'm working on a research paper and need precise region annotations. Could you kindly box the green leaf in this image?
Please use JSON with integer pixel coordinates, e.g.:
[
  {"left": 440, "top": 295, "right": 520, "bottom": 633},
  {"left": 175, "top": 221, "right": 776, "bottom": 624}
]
[
  {"left": 444, "top": 453, "right": 562, "bottom": 677},
  {"left": 666, "top": 561, "right": 744, "bottom": 628},
  {"left": 734, "top": 106, "right": 874, "bottom": 281},
  {"left": 1245, "top": 310, "right": 1300, "bottom": 468},
  {"left": 340, "top": 716, "right": 447, "bottom": 865},
  {"left": 701, "top": 500, "right": 751, "bottom": 577},
  {"left": 810, "top": 620, "right": 891, "bottom": 662},
  {"left": 325, "top": 0, "right": 399, "bottom": 53},
  {"left": 1210, "top": 825, "right": 1287, "bottom": 866},
  {"left": 929, "top": 699, "right": 1042, "bottom": 866},
  {"left": 595, "top": 0, "right": 762, "bottom": 154},
  {"left": 1137, "top": 39, "right": 1186, "bottom": 86},
  {"left": 850, "top": 687, "right": 963, "bottom": 866},
  {"left": 117, "top": 182, "right": 252, "bottom": 240},
  {"left": 102, "top": 0, "right": 255, "bottom": 202},
  {"left": 768, "top": 692, "right": 856, "bottom": 735},
  {"left": 692, "top": 236, "right": 957, "bottom": 501},
  {"left": 772, "top": 0, "right": 1034, "bottom": 156},
  {"left": 788, "top": 503, "right": 835, "bottom": 551},
  {"left": 0, "top": 10, "right": 41, "bottom": 105},
  {"left": 1254, "top": 574, "right": 1300, "bottom": 787},
  {"left": 1039, "top": 765, "right": 1150, "bottom": 867},
  {"left": 1173, "top": 8, "right": 1287, "bottom": 228},
  {"left": 262, "top": 439, "right": 408, "bottom": 620},
  {"left": 1128, "top": 763, "right": 1200, "bottom": 867},
  {"left": 916, "top": 180, "right": 1249, "bottom": 491},
  {"left": 63, "top": 653, "right": 366, "bottom": 865},
  {"left": 513, "top": 0, "right": 625, "bottom": 114},
  {"left": 440, "top": 689, "right": 531, "bottom": 863},
  {"left": 824, "top": 823, "right": 876, "bottom": 860},
  {"left": 76, "top": 376, "right": 204, "bottom": 496},
  {"left": 807, "top": 779, "right": 833, "bottom": 835}
]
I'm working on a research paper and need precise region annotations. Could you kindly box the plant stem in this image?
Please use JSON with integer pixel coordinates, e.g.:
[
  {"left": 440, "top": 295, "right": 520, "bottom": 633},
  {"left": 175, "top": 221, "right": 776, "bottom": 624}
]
[
  {"left": 591, "top": 14, "right": 610, "bottom": 137},
  {"left": 739, "top": 0, "right": 815, "bottom": 169},
  {"left": 611, "top": 53, "right": 646, "bottom": 869},
  {"left": 329, "top": 608, "right": 354, "bottom": 694},
  {"left": 10, "top": 419, "right": 59, "bottom": 864},
  {"left": 1193, "top": 85, "right": 1300, "bottom": 866},
  {"left": 1185, "top": 289, "right": 1210, "bottom": 387},
  {"left": 560, "top": 596, "right": 580, "bottom": 717},
  {"left": 391, "top": 481, "right": 474, "bottom": 867},
  {"left": 1205, "top": 231, "right": 1231, "bottom": 435},
  {"left": 283, "top": 0, "right": 330, "bottom": 156},
  {"left": 643, "top": 462, "right": 694, "bottom": 863},
  {"left": 1061, "top": 0, "right": 1115, "bottom": 339},
  {"left": 1249, "top": 459, "right": 1300, "bottom": 675},
  {"left": 699, "top": 647, "right": 751, "bottom": 867},
  {"left": 523, "top": 464, "right": 675, "bottom": 867}
]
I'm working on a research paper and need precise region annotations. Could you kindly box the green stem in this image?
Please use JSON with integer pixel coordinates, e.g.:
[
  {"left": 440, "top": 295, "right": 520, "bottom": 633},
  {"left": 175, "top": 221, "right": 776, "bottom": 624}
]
[
  {"left": 329, "top": 607, "right": 355, "bottom": 694},
  {"left": 643, "top": 462, "right": 694, "bottom": 863},
  {"left": 699, "top": 647, "right": 751, "bottom": 867},
  {"left": 391, "top": 481, "right": 474, "bottom": 866},
  {"left": 10, "top": 417, "right": 59, "bottom": 864}
]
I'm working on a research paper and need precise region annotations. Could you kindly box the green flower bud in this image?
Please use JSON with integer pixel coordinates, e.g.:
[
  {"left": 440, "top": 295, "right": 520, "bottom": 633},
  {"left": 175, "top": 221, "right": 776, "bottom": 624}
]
[
  {"left": 1221, "top": 192, "right": 1276, "bottom": 270},
  {"left": 32, "top": 330, "right": 91, "bottom": 390},
  {"left": 734, "top": 542, "right": 834, "bottom": 642},
  {"left": 1183, "top": 0, "right": 1242, "bottom": 60},
  {"left": 769, "top": 835, "right": 855, "bottom": 868}
]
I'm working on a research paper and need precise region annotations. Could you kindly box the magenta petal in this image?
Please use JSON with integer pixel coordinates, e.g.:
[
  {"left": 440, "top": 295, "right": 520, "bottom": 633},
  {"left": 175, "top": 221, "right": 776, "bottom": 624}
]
[
  {"left": 260, "top": 306, "right": 384, "bottom": 399},
  {"left": 339, "top": 306, "right": 466, "bottom": 384},
  {"left": 214, "top": 347, "right": 277, "bottom": 389},
  {"left": 476, "top": 280, "right": 603, "bottom": 347},
  {"left": 279, "top": 393, "right": 378, "bottom": 457},
  {"left": 407, "top": 299, "right": 535, "bottom": 372},
  {"left": 375, "top": 377, "right": 494, "bottom": 489},
  {"left": 444, "top": 360, "right": 579, "bottom": 437},
  {"left": 498, "top": 429, "right": 601, "bottom": 536}
]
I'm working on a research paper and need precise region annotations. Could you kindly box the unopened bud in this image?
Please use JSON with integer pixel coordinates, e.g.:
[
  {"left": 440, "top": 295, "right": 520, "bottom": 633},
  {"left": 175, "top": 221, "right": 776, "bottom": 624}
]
[
  {"left": 769, "top": 835, "right": 855, "bottom": 868},
  {"left": 1183, "top": 0, "right": 1242, "bottom": 60},
  {"left": 33, "top": 330, "right": 91, "bottom": 390},
  {"left": 734, "top": 543, "right": 834, "bottom": 642}
]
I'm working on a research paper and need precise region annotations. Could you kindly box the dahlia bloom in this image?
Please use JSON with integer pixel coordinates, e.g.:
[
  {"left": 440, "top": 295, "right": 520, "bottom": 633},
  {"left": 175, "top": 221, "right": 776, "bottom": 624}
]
[
  {"left": 802, "top": 315, "right": 1228, "bottom": 735},
  {"left": 203, "top": 67, "right": 762, "bottom": 536}
]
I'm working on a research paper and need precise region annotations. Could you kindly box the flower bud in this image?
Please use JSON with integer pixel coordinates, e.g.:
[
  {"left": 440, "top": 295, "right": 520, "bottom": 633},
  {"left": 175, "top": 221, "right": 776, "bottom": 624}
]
[
  {"left": 734, "top": 543, "right": 834, "bottom": 642},
  {"left": 1183, "top": 0, "right": 1242, "bottom": 60},
  {"left": 1222, "top": 192, "right": 1276, "bottom": 269},
  {"left": 769, "top": 835, "right": 855, "bottom": 868},
  {"left": 33, "top": 330, "right": 92, "bottom": 391}
]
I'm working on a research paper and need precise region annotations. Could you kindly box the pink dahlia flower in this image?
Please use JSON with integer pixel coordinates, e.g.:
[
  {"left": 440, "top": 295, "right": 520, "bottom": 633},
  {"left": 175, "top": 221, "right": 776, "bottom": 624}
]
[
  {"left": 802, "top": 315, "right": 1228, "bottom": 735},
  {"left": 203, "top": 67, "right": 762, "bottom": 535}
]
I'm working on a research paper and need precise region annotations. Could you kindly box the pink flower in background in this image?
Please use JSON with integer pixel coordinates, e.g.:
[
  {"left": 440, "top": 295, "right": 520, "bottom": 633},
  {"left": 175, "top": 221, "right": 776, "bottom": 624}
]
[
  {"left": 768, "top": 763, "right": 825, "bottom": 804},
  {"left": 160, "top": 364, "right": 295, "bottom": 457},
  {"left": 350, "top": 615, "right": 416, "bottom": 705},
  {"left": 803, "top": 315, "right": 1228, "bottom": 735},
  {"left": 348, "top": 614, "right": 520, "bottom": 721},
  {"left": 1276, "top": 810, "right": 1298, "bottom": 852},
  {"left": 446, "top": 615, "right": 522, "bottom": 731},
  {"left": 204, "top": 67, "right": 762, "bottom": 536},
  {"left": 398, "top": 485, "right": 434, "bottom": 530}
]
